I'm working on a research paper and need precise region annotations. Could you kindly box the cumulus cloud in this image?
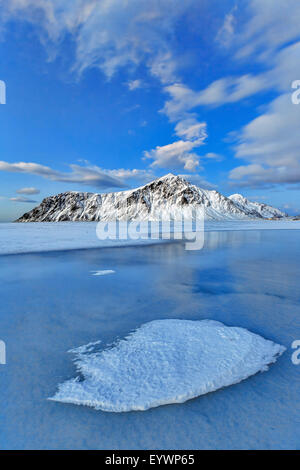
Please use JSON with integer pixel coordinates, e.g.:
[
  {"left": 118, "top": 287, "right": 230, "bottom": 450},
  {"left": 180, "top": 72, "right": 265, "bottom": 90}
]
[
  {"left": 0, "top": 161, "right": 152, "bottom": 189},
  {"left": 144, "top": 141, "right": 202, "bottom": 171},
  {"left": 16, "top": 187, "right": 40, "bottom": 195},
  {"left": 144, "top": 113, "right": 208, "bottom": 171}
]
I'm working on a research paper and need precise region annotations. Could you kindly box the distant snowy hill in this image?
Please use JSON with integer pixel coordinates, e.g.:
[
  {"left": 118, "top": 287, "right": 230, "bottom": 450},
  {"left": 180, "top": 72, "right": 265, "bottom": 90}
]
[
  {"left": 228, "top": 193, "right": 287, "bottom": 219},
  {"left": 16, "top": 174, "right": 287, "bottom": 222}
]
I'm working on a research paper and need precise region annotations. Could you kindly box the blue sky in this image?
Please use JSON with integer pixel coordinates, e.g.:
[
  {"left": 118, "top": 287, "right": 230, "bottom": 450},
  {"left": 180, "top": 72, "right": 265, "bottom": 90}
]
[{"left": 0, "top": 0, "right": 300, "bottom": 221}]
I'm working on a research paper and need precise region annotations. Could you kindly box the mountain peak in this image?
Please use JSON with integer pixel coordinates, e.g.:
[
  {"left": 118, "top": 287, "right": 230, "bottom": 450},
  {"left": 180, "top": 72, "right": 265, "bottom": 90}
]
[
  {"left": 229, "top": 193, "right": 287, "bottom": 218},
  {"left": 229, "top": 194, "right": 247, "bottom": 202},
  {"left": 156, "top": 173, "right": 179, "bottom": 181},
  {"left": 15, "top": 174, "right": 287, "bottom": 222},
  {"left": 153, "top": 173, "right": 190, "bottom": 186}
]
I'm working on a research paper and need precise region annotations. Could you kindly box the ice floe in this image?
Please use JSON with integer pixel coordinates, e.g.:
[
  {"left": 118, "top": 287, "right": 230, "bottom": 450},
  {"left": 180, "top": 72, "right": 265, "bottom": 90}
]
[{"left": 49, "top": 319, "right": 285, "bottom": 412}]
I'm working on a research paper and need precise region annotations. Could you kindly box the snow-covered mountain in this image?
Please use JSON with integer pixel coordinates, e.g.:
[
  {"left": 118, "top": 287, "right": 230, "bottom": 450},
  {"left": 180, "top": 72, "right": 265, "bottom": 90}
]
[
  {"left": 16, "top": 174, "right": 287, "bottom": 222},
  {"left": 228, "top": 194, "right": 287, "bottom": 219}
]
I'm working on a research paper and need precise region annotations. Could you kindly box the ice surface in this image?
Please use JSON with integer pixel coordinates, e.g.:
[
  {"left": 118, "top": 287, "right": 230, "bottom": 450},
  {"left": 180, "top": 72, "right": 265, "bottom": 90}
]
[
  {"left": 91, "top": 270, "right": 115, "bottom": 276},
  {"left": 1, "top": 230, "right": 299, "bottom": 449},
  {"left": 1, "top": 220, "right": 300, "bottom": 255},
  {"left": 50, "top": 319, "right": 285, "bottom": 412}
]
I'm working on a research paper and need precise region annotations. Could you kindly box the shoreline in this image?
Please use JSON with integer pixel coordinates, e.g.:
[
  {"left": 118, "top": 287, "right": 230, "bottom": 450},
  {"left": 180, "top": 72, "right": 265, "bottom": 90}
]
[{"left": 1, "top": 220, "right": 300, "bottom": 256}]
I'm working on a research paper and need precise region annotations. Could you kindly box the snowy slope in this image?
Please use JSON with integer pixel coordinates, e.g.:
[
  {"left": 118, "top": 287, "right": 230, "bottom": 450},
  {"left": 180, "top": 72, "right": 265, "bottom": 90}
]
[
  {"left": 229, "top": 194, "right": 287, "bottom": 219},
  {"left": 49, "top": 319, "right": 285, "bottom": 412},
  {"left": 16, "top": 174, "right": 286, "bottom": 222}
]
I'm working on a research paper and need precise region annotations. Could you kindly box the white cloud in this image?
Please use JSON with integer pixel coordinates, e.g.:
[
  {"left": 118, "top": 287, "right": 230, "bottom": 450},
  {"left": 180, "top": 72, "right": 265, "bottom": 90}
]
[
  {"left": 179, "top": 174, "right": 217, "bottom": 189},
  {"left": 159, "top": 1, "right": 300, "bottom": 189},
  {"left": 144, "top": 114, "right": 209, "bottom": 171},
  {"left": 162, "top": 74, "right": 269, "bottom": 121},
  {"left": 10, "top": 196, "right": 38, "bottom": 203},
  {"left": 0, "top": 161, "right": 152, "bottom": 189},
  {"left": 225, "top": 2, "right": 300, "bottom": 188},
  {"left": 0, "top": 0, "right": 217, "bottom": 178},
  {"left": 103, "top": 167, "right": 154, "bottom": 182},
  {"left": 3, "top": 0, "right": 299, "bottom": 189},
  {"left": 235, "top": 0, "right": 300, "bottom": 59},
  {"left": 230, "top": 164, "right": 300, "bottom": 188},
  {"left": 216, "top": 8, "right": 236, "bottom": 48},
  {"left": 229, "top": 93, "right": 300, "bottom": 187},
  {"left": 16, "top": 187, "right": 40, "bottom": 195},
  {"left": 0, "top": 0, "right": 196, "bottom": 83},
  {"left": 127, "top": 79, "right": 143, "bottom": 91},
  {"left": 160, "top": 3, "right": 300, "bottom": 126},
  {"left": 148, "top": 51, "right": 179, "bottom": 84},
  {"left": 203, "top": 152, "right": 223, "bottom": 162},
  {"left": 144, "top": 137, "right": 206, "bottom": 171},
  {"left": 268, "top": 41, "right": 300, "bottom": 92},
  {"left": 174, "top": 119, "right": 207, "bottom": 140},
  {"left": 234, "top": 94, "right": 300, "bottom": 167}
]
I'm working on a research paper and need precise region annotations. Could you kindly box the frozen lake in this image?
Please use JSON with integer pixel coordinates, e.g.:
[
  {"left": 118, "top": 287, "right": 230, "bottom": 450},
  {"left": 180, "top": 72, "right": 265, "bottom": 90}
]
[{"left": 0, "top": 228, "right": 300, "bottom": 449}]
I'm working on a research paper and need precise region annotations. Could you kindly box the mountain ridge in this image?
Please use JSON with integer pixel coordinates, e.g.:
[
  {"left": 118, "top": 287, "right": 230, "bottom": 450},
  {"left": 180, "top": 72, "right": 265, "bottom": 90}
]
[
  {"left": 16, "top": 174, "right": 287, "bottom": 222},
  {"left": 228, "top": 193, "right": 287, "bottom": 219}
]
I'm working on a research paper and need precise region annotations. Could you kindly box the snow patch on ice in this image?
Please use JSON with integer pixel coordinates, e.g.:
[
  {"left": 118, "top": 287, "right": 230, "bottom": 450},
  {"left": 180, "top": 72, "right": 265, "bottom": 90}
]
[
  {"left": 49, "top": 319, "right": 286, "bottom": 412},
  {"left": 91, "top": 270, "right": 115, "bottom": 276}
]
